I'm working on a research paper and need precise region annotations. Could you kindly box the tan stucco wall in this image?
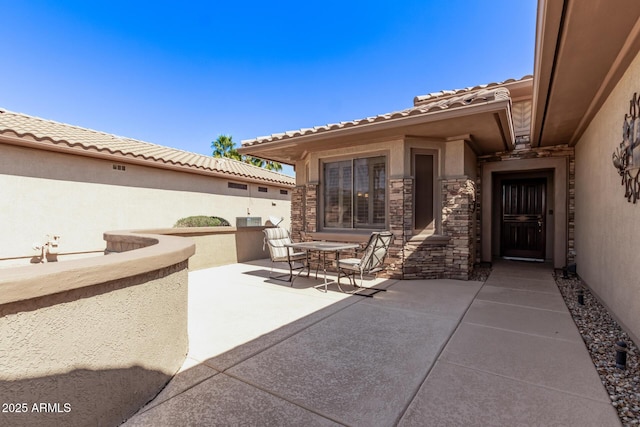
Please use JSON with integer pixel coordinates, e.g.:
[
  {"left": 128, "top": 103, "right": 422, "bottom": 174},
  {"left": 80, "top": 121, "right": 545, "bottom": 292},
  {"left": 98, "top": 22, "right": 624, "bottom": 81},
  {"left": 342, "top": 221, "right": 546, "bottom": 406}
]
[
  {"left": 147, "top": 226, "right": 269, "bottom": 270},
  {"left": 303, "top": 136, "right": 476, "bottom": 181},
  {"left": 574, "top": 49, "right": 640, "bottom": 342},
  {"left": 0, "top": 231, "right": 193, "bottom": 427},
  {"left": 464, "top": 142, "right": 478, "bottom": 179},
  {"left": 306, "top": 136, "right": 463, "bottom": 182},
  {"left": 0, "top": 143, "right": 291, "bottom": 262},
  {"left": 444, "top": 140, "right": 466, "bottom": 177}
]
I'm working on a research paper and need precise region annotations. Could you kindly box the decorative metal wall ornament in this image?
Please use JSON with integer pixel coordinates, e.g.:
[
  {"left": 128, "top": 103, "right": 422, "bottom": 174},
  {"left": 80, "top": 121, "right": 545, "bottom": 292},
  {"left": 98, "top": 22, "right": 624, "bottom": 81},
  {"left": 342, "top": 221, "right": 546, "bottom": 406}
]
[{"left": 612, "top": 92, "right": 640, "bottom": 203}]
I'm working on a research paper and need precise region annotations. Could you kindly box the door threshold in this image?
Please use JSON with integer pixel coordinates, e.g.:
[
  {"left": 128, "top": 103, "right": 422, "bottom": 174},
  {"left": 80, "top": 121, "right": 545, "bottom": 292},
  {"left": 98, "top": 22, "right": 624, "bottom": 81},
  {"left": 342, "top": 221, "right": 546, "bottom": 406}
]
[{"left": 502, "top": 256, "right": 545, "bottom": 263}]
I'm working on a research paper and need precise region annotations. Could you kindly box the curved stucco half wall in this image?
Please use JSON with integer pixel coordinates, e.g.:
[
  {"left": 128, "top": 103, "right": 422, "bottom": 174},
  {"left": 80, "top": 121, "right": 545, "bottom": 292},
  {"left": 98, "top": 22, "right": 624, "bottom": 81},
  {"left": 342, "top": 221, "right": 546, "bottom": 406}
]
[{"left": 0, "top": 230, "right": 195, "bottom": 427}]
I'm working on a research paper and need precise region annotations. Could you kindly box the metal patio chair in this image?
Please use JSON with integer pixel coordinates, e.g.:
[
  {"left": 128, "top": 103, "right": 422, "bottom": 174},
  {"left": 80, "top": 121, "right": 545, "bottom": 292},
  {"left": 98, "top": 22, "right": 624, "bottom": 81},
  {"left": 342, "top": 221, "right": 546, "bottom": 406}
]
[
  {"left": 336, "top": 231, "right": 393, "bottom": 290},
  {"left": 262, "top": 227, "right": 308, "bottom": 283}
]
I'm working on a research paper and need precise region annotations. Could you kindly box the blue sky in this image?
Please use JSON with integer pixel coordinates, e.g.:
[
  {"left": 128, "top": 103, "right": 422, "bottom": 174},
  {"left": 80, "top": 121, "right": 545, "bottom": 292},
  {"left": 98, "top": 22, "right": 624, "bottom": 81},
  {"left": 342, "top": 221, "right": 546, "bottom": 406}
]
[{"left": 1, "top": 1, "right": 536, "bottom": 176}]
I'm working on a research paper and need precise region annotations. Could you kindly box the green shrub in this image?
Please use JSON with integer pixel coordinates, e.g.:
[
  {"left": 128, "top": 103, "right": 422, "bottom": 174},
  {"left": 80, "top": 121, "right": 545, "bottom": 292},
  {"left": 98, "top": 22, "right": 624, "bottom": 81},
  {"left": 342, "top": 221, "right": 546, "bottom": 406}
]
[{"left": 174, "top": 216, "right": 231, "bottom": 227}]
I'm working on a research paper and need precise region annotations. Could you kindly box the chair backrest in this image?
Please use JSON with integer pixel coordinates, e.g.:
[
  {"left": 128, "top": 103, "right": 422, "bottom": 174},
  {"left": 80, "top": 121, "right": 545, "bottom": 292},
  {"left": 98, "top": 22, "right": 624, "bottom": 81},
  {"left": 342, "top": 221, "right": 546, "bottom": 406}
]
[
  {"left": 263, "top": 227, "right": 293, "bottom": 261},
  {"left": 359, "top": 231, "right": 393, "bottom": 273}
]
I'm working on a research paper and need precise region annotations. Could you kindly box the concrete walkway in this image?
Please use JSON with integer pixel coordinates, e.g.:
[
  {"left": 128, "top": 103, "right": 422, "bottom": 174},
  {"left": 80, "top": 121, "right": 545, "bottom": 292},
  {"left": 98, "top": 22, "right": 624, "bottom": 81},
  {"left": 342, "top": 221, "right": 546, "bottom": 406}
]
[{"left": 123, "top": 259, "right": 620, "bottom": 426}]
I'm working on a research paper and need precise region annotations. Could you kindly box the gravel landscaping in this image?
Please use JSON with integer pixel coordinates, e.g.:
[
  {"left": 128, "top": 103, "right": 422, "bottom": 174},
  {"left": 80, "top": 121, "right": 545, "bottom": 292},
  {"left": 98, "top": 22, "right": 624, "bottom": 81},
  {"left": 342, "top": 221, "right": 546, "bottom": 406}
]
[
  {"left": 470, "top": 263, "right": 492, "bottom": 282},
  {"left": 554, "top": 272, "right": 640, "bottom": 426}
]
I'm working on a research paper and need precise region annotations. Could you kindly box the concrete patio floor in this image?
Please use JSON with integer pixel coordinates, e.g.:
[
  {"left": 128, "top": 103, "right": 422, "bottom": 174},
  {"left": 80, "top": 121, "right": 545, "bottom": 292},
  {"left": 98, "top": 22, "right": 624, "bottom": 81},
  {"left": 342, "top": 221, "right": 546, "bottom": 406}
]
[{"left": 123, "top": 259, "right": 620, "bottom": 426}]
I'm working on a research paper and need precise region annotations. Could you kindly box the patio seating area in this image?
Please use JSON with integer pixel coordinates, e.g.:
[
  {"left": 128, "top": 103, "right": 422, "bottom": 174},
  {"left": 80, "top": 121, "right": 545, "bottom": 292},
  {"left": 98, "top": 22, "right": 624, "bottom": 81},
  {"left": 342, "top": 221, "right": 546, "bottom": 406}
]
[{"left": 123, "top": 259, "right": 620, "bottom": 426}]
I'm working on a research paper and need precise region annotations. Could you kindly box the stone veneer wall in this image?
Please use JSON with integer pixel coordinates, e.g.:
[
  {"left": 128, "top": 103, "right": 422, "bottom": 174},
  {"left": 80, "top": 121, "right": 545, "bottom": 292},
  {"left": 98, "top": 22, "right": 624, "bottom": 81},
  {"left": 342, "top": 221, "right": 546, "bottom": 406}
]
[
  {"left": 290, "top": 185, "right": 306, "bottom": 243},
  {"left": 290, "top": 184, "right": 318, "bottom": 238},
  {"left": 387, "top": 178, "right": 411, "bottom": 279},
  {"left": 442, "top": 178, "right": 476, "bottom": 280},
  {"left": 476, "top": 144, "right": 575, "bottom": 264},
  {"left": 292, "top": 177, "right": 475, "bottom": 280},
  {"left": 306, "top": 184, "right": 318, "bottom": 234},
  {"left": 401, "top": 178, "right": 475, "bottom": 281},
  {"left": 568, "top": 156, "right": 575, "bottom": 264}
]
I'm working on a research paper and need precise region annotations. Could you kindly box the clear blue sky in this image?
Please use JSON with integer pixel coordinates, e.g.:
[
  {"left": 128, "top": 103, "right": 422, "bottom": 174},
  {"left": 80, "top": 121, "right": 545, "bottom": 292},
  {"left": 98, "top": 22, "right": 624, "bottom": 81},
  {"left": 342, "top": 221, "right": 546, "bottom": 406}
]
[{"left": 1, "top": 1, "right": 536, "bottom": 176}]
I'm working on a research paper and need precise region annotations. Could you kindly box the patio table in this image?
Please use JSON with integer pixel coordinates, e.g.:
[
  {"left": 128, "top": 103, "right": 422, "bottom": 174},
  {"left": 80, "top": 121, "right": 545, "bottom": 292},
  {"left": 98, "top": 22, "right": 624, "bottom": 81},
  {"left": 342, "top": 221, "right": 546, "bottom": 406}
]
[{"left": 285, "top": 241, "right": 359, "bottom": 292}]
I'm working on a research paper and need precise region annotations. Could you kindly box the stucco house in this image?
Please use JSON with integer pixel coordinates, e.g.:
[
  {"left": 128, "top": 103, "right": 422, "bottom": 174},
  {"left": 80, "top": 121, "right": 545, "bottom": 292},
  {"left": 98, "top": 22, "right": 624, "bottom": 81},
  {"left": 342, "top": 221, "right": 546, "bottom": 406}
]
[
  {"left": 0, "top": 108, "right": 295, "bottom": 267},
  {"left": 240, "top": 1, "right": 640, "bottom": 343}
]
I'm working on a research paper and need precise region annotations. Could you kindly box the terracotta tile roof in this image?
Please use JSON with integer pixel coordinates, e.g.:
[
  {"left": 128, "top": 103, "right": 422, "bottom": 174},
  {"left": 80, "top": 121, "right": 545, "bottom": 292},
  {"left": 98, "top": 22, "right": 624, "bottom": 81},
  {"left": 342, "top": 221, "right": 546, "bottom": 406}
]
[
  {"left": 413, "top": 75, "right": 533, "bottom": 106},
  {"left": 0, "top": 108, "right": 295, "bottom": 186},
  {"left": 242, "top": 86, "right": 512, "bottom": 146}
]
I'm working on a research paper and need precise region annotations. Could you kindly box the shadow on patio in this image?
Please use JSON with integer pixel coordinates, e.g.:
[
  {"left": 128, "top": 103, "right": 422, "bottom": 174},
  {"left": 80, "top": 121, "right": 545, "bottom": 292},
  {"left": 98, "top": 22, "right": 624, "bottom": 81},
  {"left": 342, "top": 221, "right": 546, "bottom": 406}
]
[{"left": 123, "top": 259, "right": 619, "bottom": 427}]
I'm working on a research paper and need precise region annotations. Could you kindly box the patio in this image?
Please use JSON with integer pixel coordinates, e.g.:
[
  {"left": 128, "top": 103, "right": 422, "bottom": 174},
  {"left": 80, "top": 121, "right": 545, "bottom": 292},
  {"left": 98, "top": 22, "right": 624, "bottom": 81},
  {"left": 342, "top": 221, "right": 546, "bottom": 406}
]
[{"left": 123, "top": 259, "right": 620, "bottom": 426}]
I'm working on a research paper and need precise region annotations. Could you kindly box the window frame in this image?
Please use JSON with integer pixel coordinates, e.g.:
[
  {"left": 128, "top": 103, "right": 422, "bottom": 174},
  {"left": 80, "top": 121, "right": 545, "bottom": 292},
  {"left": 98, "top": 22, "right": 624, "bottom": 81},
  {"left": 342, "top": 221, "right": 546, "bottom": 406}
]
[
  {"left": 412, "top": 149, "right": 439, "bottom": 235},
  {"left": 320, "top": 154, "right": 388, "bottom": 231}
]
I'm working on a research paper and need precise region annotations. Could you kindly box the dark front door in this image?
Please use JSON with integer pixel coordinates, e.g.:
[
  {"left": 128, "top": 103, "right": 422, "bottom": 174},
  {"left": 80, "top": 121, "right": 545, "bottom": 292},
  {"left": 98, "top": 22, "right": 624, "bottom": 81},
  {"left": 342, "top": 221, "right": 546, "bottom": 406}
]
[{"left": 501, "top": 178, "right": 546, "bottom": 260}]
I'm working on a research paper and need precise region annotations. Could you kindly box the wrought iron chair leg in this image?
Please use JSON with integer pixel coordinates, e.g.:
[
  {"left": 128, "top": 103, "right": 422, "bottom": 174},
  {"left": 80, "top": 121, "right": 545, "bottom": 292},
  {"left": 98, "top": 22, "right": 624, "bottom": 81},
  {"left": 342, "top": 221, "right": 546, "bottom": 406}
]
[{"left": 269, "top": 259, "right": 298, "bottom": 284}]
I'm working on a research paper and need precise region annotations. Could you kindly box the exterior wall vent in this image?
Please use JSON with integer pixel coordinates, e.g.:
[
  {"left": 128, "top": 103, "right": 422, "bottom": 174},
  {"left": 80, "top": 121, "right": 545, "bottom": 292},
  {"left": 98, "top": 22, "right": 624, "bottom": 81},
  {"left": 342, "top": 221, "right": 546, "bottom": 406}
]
[{"left": 228, "top": 182, "right": 248, "bottom": 190}]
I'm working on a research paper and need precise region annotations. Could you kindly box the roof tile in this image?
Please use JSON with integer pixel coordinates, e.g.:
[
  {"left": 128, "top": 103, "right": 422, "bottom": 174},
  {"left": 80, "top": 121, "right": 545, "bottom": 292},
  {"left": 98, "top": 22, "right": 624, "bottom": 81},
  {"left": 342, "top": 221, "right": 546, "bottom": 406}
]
[
  {"left": 242, "top": 86, "right": 513, "bottom": 146},
  {"left": 413, "top": 75, "right": 532, "bottom": 105},
  {"left": 0, "top": 108, "right": 295, "bottom": 186}
]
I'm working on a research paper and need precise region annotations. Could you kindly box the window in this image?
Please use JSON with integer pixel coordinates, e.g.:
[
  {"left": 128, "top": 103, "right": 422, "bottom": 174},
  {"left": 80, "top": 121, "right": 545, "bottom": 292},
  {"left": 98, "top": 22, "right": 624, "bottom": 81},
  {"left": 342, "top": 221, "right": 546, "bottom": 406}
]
[
  {"left": 414, "top": 153, "right": 435, "bottom": 231},
  {"left": 323, "top": 156, "right": 386, "bottom": 229},
  {"left": 258, "top": 186, "right": 268, "bottom": 193},
  {"left": 228, "top": 182, "right": 248, "bottom": 190},
  {"left": 280, "top": 189, "right": 288, "bottom": 195}
]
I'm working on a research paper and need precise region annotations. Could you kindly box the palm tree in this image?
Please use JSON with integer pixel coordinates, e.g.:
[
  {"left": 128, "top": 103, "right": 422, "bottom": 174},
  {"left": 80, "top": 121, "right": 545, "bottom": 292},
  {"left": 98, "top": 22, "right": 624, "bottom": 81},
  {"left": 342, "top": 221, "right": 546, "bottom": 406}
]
[
  {"left": 264, "top": 160, "right": 283, "bottom": 171},
  {"left": 211, "top": 135, "right": 241, "bottom": 161},
  {"left": 211, "top": 135, "right": 283, "bottom": 172},
  {"left": 249, "top": 156, "right": 283, "bottom": 172},
  {"left": 246, "top": 156, "right": 265, "bottom": 168}
]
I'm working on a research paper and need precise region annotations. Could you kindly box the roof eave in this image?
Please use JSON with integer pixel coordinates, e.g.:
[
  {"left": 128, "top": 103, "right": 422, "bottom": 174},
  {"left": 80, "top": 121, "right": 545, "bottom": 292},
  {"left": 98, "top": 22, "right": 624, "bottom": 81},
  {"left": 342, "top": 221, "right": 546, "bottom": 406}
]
[
  {"left": 531, "top": 0, "right": 565, "bottom": 148},
  {"left": 239, "top": 98, "right": 514, "bottom": 161},
  {"left": 532, "top": 0, "right": 640, "bottom": 148}
]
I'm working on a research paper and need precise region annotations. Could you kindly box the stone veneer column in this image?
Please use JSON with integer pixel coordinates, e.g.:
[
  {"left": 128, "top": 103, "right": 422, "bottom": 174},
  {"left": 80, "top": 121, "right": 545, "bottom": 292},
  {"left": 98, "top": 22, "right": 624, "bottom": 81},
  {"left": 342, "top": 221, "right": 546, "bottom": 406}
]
[
  {"left": 290, "top": 185, "right": 305, "bottom": 242},
  {"left": 567, "top": 154, "right": 576, "bottom": 264},
  {"left": 442, "top": 178, "right": 475, "bottom": 280},
  {"left": 304, "top": 184, "right": 318, "bottom": 238},
  {"left": 291, "top": 184, "right": 318, "bottom": 242},
  {"left": 386, "top": 178, "right": 410, "bottom": 279},
  {"left": 474, "top": 174, "right": 483, "bottom": 264}
]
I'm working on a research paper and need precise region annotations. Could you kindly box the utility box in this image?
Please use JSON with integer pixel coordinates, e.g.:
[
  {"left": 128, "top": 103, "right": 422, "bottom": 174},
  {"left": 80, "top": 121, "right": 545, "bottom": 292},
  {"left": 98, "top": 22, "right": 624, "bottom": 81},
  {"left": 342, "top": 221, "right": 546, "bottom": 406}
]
[{"left": 236, "top": 217, "right": 262, "bottom": 227}]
